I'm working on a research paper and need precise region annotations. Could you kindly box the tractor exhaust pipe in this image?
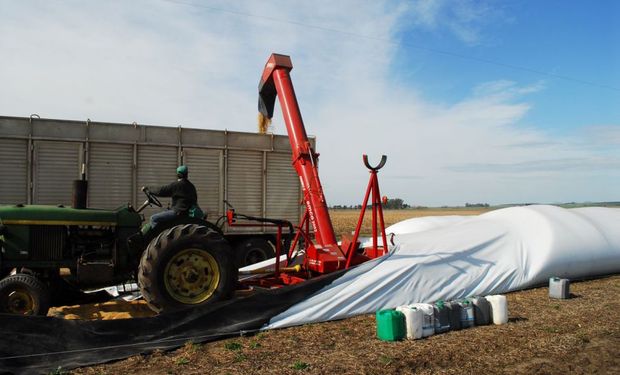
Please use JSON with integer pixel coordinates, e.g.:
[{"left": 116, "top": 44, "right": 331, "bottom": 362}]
[{"left": 72, "top": 163, "right": 88, "bottom": 209}]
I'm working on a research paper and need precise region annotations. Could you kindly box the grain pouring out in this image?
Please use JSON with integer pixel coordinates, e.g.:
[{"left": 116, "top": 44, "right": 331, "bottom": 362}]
[{"left": 258, "top": 111, "right": 271, "bottom": 134}]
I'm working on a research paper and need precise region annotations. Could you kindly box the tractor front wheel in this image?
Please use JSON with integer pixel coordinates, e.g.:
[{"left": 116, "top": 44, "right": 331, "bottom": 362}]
[
  {"left": 0, "top": 273, "right": 50, "bottom": 316},
  {"left": 138, "top": 224, "right": 237, "bottom": 314}
]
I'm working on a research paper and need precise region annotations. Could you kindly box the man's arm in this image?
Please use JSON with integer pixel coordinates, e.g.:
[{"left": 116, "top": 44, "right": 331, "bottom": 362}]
[{"left": 146, "top": 182, "right": 175, "bottom": 197}]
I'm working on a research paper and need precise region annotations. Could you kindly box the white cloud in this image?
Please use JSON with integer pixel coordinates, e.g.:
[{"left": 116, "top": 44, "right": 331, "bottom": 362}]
[
  {"left": 473, "top": 80, "right": 546, "bottom": 98},
  {"left": 580, "top": 125, "right": 620, "bottom": 146},
  {"left": 448, "top": 157, "right": 620, "bottom": 173},
  {"left": 0, "top": 0, "right": 617, "bottom": 206}
]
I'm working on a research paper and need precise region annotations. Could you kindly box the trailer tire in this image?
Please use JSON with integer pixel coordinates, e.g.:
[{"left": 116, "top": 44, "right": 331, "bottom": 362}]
[
  {"left": 0, "top": 273, "right": 50, "bottom": 316},
  {"left": 138, "top": 224, "right": 237, "bottom": 314},
  {"left": 235, "top": 237, "right": 275, "bottom": 267}
]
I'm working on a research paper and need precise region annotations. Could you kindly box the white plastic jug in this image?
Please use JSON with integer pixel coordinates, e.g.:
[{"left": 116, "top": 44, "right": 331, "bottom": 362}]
[
  {"left": 486, "top": 295, "right": 508, "bottom": 325},
  {"left": 396, "top": 305, "right": 423, "bottom": 339},
  {"left": 410, "top": 303, "right": 435, "bottom": 337}
]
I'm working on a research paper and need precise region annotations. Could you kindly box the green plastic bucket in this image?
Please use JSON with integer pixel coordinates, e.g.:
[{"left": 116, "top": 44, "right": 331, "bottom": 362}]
[{"left": 376, "top": 309, "right": 405, "bottom": 341}]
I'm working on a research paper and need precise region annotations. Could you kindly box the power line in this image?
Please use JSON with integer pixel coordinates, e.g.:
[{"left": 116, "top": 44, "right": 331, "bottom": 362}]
[{"left": 158, "top": 0, "right": 620, "bottom": 92}]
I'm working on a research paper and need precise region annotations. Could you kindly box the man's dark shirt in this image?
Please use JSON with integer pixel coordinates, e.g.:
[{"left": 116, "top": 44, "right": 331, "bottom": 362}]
[{"left": 148, "top": 178, "right": 197, "bottom": 213}]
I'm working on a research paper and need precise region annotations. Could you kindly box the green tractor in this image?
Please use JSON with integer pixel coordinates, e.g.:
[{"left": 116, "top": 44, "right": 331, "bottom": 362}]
[{"left": 0, "top": 189, "right": 238, "bottom": 316}]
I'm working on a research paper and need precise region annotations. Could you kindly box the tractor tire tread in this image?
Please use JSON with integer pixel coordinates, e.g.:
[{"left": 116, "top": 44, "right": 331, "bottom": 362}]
[
  {"left": 138, "top": 224, "right": 236, "bottom": 314},
  {"left": 0, "top": 273, "right": 51, "bottom": 316}
]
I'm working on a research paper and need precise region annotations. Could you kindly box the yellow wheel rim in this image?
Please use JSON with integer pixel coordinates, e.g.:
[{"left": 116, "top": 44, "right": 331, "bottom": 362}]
[
  {"left": 6, "top": 289, "right": 35, "bottom": 315},
  {"left": 164, "top": 248, "right": 220, "bottom": 304}
]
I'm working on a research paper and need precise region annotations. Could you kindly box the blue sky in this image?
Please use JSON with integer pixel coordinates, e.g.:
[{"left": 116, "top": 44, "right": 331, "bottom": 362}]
[
  {"left": 392, "top": 0, "right": 619, "bottom": 134},
  {"left": 0, "top": 0, "right": 618, "bottom": 206}
]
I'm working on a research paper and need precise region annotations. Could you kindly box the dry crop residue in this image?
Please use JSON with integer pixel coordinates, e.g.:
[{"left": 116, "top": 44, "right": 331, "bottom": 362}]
[{"left": 72, "top": 276, "right": 620, "bottom": 374}]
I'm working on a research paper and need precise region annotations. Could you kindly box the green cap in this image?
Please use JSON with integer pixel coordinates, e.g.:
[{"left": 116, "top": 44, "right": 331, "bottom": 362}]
[{"left": 176, "top": 165, "right": 188, "bottom": 176}]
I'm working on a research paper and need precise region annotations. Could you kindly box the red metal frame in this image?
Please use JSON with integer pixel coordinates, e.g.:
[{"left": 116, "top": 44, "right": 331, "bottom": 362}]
[
  {"left": 240, "top": 53, "right": 389, "bottom": 288},
  {"left": 345, "top": 157, "right": 389, "bottom": 268}
]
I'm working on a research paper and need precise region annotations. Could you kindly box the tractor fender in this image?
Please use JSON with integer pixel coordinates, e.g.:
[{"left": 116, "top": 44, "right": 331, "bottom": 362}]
[{"left": 140, "top": 217, "right": 223, "bottom": 251}]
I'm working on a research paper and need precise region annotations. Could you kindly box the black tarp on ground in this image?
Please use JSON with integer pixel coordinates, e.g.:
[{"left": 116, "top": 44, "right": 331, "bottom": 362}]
[{"left": 0, "top": 271, "right": 344, "bottom": 375}]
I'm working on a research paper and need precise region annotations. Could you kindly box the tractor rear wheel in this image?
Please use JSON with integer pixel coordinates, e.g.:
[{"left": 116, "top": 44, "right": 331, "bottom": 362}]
[
  {"left": 138, "top": 224, "right": 237, "bottom": 314},
  {"left": 0, "top": 273, "right": 50, "bottom": 316}
]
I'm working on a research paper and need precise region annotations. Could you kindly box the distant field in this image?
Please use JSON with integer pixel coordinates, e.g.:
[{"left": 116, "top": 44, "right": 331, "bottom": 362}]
[{"left": 330, "top": 208, "right": 490, "bottom": 237}]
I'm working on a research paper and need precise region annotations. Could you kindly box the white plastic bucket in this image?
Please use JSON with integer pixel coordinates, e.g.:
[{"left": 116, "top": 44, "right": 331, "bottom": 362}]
[
  {"left": 486, "top": 295, "right": 508, "bottom": 325},
  {"left": 396, "top": 305, "right": 423, "bottom": 339}
]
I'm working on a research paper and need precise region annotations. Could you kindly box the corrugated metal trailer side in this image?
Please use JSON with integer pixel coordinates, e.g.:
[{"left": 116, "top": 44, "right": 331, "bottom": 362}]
[
  {"left": 0, "top": 138, "right": 29, "bottom": 204},
  {"left": 33, "top": 141, "right": 82, "bottom": 205},
  {"left": 136, "top": 145, "right": 179, "bottom": 218},
  {"left": 226, "top": 150, "right": 264, "bottom": 232},
  {"left": 0, "top": 115, "right": 315, "bottom": 238},
  {"left": 266, "top": 152, "right": 301, "bottom": 225},
  {"left": 182, "top": 148, "right": 223, "bottom": 222},
  {"left": 88, "top": 143, "right": 134, "bottom": 209}
]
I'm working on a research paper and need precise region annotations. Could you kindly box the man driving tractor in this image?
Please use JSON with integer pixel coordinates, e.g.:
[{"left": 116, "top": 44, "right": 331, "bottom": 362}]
[{"left": 142, "top": 165, "right": 202, "bottom": 228}]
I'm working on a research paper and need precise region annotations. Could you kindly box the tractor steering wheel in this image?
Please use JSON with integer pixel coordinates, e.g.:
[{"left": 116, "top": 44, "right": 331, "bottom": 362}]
[{"left": 142, "top": 188, "right": 163, "bottom": 208}]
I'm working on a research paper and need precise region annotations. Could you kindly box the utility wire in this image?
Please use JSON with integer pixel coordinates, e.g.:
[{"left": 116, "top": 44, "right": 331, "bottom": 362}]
[{"left": 158, "top": 0, "right": 620, "bottom": 92}]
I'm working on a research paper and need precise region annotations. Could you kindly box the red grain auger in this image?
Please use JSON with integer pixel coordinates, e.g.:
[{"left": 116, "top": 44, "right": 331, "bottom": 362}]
[{"left": 234, "top": 53, "right": 390, "bottom": 287}]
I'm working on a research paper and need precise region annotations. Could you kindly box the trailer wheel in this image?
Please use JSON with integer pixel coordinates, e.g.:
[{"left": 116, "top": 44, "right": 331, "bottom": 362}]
[
  {"left": 235, "top": 237, "right": 275, "bottom": 267},
  {"left": 0, "top": 273, "right": 50, "bottom": 316},
  {"left": 138, "top": 224, "right": 237, "bottom": 314}
]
